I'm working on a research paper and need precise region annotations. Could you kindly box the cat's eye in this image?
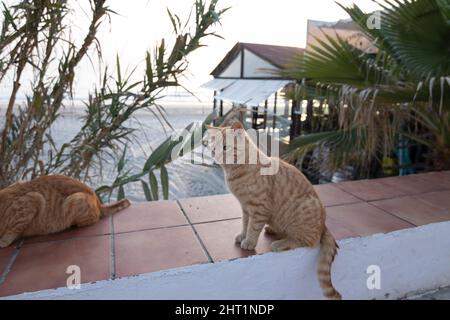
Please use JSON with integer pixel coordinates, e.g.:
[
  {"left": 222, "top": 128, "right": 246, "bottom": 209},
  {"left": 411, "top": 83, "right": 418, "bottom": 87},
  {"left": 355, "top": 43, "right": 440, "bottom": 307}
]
[{"left": 223, "top": 145, "right": 228, "bottom": 151}]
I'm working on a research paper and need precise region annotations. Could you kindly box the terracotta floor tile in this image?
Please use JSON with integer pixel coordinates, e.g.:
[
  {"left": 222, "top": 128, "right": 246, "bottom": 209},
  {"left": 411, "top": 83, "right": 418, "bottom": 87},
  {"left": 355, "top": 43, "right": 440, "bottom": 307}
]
[
  {"left": 325, "top": 217, "right": 359, "bottom": 240},
  {"left": 24, "top": 216, "right": 111, "bottom": 245},
  {"left": 179, "top": 194, "right": 243, "bottom": 224},
  {"left": 113, "top": 201, "right": 188, "bottom": 234},
  {"left": 194, "top": 219, "right": 275, "bottom": 262},
  {"left": 314, "top": 184, "right": 361, "bottom": 207},
  {"left": 416, "top": 191, "right": 450, "bottom": 211},
  {"left": 417, "top": 172, "right": 450, "bottom": 189},
  {"left": 377, "top": 174, "right": 445, "bottom": 195},
  {"left": 0, "top": 247, "right": 15, "bottom": 278},
  {"left": 0, "top": 235, "right": 110, "bottom": 297},
  {"left": 336, "top": 179, "right": 408, "bottom": 201},
  {"left": 114, "top": 226, "right": 208, "bottom": 278},
  {"left": 326, "top": 202, "right": 414, "bottom": 237},
  {"left": 371, "top": 196, "right": 450, "bottom": 226}
]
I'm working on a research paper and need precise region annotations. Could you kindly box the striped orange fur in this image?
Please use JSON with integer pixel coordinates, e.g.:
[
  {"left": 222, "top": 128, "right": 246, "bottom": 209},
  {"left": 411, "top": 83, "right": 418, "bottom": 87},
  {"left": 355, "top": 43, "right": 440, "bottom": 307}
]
[
  {"left": 0, "top": 175, "right": 130, "bottom": 247},
  {"left": 208, "top": 120, "right": 341, "bottom": 300}
]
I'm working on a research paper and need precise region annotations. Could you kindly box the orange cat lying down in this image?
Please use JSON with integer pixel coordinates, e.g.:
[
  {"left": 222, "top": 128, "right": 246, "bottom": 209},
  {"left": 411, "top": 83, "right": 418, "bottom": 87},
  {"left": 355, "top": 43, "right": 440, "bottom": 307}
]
[{"left": 0, "top": 175, "right": 130, "bottom": 247}]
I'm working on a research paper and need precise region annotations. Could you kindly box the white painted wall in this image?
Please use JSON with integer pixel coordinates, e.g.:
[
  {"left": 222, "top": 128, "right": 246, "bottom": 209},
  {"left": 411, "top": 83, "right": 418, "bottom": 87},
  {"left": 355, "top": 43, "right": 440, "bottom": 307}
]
[
  {"left": 4, "top": 221, "right": 450, "bottom": 300},
  {"left": 219, "top": 54, "right": 241, "bottom": 78},
  {"left": 243, "top": 49, "right": 278, "bottom": 78},
  {"left": 218, "top": 49, "right": 278, "bottom": 79}
]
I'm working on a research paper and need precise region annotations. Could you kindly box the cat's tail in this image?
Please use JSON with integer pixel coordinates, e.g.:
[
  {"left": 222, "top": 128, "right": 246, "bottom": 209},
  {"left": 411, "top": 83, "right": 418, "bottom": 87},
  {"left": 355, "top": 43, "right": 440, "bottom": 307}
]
[
  {"left": 99, "top": 199, "right": 131, "bottom": 217},
  {"left": 318, "top": 227, "right": 342, "bottom": 300}
]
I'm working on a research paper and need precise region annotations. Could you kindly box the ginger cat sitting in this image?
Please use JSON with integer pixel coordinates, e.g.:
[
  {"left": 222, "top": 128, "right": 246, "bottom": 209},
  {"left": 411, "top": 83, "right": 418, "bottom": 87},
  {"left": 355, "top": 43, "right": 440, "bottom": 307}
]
[
  {"left": 0, "top": 175, "right": 130, "bottom": 248},
  {"left": 207, "top": 120, "right": 341, "bottom": 300}
]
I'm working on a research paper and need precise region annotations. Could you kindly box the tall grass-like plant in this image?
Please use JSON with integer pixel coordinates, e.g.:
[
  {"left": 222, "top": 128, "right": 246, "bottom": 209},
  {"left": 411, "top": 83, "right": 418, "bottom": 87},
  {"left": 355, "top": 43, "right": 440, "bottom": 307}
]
[
  {"left": 0, "top": 0, "right": 228, "bottom": 200},
  {"left": 281, "top": 0, "right": 450, "bottom": 176}
]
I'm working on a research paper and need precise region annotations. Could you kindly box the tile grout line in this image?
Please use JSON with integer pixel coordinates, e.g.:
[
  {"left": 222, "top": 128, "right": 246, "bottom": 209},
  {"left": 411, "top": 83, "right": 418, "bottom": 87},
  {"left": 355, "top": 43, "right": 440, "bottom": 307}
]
[
  {"left": 329, "top": 182, "right": 418, "bottom": 229},
  {"left": 331, "top": 175, "right": 448, "bottom": 202},
  {"left": 324, "top": 200, "right": 363, "bottom": 208},
  {"left": 191, "top": 217, "right": 241, "bottom": 226},
  {"left": 331, "top": 188, "right": 418, "bottom": 228},
  {"left": 0, "top": 239, "right": 24, "bottom": 287},
  {"left": 9, "top": 221, "right": 198, "bottom": 250},
  {"left": 333, "top": 182, "right": 418, "bottom": 204},
  {"left": 22, "top": 223, "right": 192, "bottom": 247},
  {"left": 332, "top": 182, "right": 369, "bottom": 202},
  {"left": 22, "top": 232, "right": 111, "bottom": 246},
  {"left": 114, "top": 223, "right": 191, "bottom": 235},
  {"left": 176, "top": 200, "right": 214, "bottom": 264},
  {"left": 368, "top": 201, "right": 419, "bottom": 227},
  {"left": 109, "top": 215, "right": 116, "bottom": 280}
]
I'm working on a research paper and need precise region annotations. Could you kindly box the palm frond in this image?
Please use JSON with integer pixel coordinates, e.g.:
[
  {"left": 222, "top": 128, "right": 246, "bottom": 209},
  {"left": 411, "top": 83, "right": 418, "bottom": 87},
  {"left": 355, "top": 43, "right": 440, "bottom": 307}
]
[
  {"left": 281, "top": 0, "right": 450, "bottom": 174},
  {"left": 341, "top": 0, "right": 450, "bottom": 79}
]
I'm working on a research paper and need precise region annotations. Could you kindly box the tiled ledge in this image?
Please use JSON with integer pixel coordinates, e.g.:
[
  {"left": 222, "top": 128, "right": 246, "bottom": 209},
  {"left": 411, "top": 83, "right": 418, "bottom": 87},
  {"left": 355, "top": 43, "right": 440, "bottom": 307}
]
[{"left": 1, "top": 171, "right": 450, "bottom": 298}]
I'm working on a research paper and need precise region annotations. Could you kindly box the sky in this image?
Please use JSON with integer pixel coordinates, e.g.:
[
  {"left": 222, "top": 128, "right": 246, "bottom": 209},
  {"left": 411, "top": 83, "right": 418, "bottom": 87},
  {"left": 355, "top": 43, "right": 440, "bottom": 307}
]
[
  {"left": 1, "top": 0, "right": 382, "bottom": 100},
  {"left": 94, "top": 0, "right": 381, "bottom": 92}
]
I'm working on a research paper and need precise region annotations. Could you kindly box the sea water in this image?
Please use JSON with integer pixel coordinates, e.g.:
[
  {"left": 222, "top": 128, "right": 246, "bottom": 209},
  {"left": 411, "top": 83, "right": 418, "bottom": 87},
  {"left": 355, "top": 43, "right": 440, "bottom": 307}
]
[{"left": 0, "top": 103, "right": 229, "bottom": 202}]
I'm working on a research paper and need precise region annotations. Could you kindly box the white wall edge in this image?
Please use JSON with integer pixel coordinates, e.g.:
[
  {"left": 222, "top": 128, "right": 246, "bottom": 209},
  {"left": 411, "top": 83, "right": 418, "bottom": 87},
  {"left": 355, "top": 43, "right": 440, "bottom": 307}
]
[{"left": 3, "top": 220, "right": 450, "bottom": 300}]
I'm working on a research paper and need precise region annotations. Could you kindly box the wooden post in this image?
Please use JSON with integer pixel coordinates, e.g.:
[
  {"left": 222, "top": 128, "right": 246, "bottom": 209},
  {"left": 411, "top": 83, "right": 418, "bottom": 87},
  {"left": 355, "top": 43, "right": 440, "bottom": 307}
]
[
  {"left": 273, "top": 92, "right": 278, "bottom": 130},
  {"left": 263, "top": 100, "right": 268, "bottom": 130},
  {"left": 219, "top": 88, "right": 224, "bottom": 117},
  {"left": 290, "top": 99, "right": 298, "bottom": 141},
  {"left": 213, "top": 90, "right": 217, "bottom": 125},
  {"left": 317, "top": 100, "right": 324, "bottom": 132},
  {"left": 305, "top": 99, "right": 313, "bottom": 134},
  {"left": 252, "top": 106, "right": 258, "bottom": 129}
]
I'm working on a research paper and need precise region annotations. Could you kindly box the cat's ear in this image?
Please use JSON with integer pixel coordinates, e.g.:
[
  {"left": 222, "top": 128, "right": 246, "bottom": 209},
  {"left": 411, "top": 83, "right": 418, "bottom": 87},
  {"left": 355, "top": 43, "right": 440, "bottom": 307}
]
[
  {"left": 231, "top": 121, "right": 244, "bottom": 130},
  {"left": 205, "top": 124, "right": 219, "bottom": 130}
]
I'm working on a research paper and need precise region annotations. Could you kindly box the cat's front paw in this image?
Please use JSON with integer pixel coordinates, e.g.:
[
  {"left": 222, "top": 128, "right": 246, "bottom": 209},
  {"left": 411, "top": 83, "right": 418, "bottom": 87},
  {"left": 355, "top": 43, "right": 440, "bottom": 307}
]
[
  {"left": 240, "top": 239, "right": 256, "bottom": 251},
  {"left": 235, "top": 233, "right": 246, "bottom": 244},
  {"left": 0, "top": 233, "right": 16, "bottom": 248}
]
